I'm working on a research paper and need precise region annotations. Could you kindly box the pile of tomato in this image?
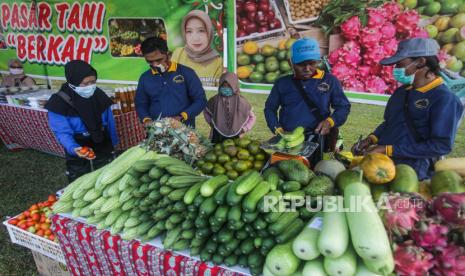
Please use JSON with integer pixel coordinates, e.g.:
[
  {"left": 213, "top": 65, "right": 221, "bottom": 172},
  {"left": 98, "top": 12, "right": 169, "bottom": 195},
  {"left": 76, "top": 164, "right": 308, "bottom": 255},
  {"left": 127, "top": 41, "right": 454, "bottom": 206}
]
[{"left": 8, "top": 195, "right": 57, "bottom": 241}]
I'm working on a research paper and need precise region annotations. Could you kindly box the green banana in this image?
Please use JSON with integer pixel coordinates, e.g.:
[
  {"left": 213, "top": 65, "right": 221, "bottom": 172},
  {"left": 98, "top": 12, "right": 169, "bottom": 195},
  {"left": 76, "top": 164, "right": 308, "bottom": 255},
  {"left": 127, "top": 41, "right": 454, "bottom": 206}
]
[
  {"left": 281, "top": 127, "right": 305, "bottom": 142},
  {"left": 285, "top": 134, "right": 305, "bottom": 148}
]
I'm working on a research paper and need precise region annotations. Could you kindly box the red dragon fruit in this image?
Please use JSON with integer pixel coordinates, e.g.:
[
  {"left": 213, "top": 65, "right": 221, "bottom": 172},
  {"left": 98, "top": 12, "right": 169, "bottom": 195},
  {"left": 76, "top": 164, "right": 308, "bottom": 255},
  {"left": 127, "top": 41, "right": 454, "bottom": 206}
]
[
  {"left": 357, "top": 65, "right": 371, "bottom": 79},
  {"left": 432, "top": 244, "right": 465, "bottom": 276},
  {"left": 396, "top": 10, "right": 420, "bottom": 39},
  {"left": 381, "top": 2, "right": 401, "bottom": 21},
  {"left": 328, "top": 50, "right": 341, "bottom": 65},
  {"left": 432, "top": 193, "right": 465, "bottom": 228},
  {"left": 331, "top": 63, "right": 355, "bottom": 82},
  {"left": 340, "top": 16, "right": 361, "bottom": 40},
  {"left": 367, "top": 8, "right": 386, "bottom": 28},
  {"left": 380, "top": 22, "right": 396, "bottom": 40},
  {"left": 363, "top": 45, "right": 387, "bottom": 65},
  {"left": 343, "top": 78, "right": 365, "bottom": 92},
  {"left": 360, "top": 27, "right": 383, "bottom": 48},
  {"left": 394, "top": 241, "right": 435, "bottom": 276},
  {"left": 365, "top": 76, "right": 388, "bottom": 94},
  {"left": 381, "top": 193, "right": 424, "bottom": 236},
  {"left": 383, "top": 38, "right": 399, "bottom": 56},
  {"left": 411, "top": 218, "right": 449, "bottom": 251}
]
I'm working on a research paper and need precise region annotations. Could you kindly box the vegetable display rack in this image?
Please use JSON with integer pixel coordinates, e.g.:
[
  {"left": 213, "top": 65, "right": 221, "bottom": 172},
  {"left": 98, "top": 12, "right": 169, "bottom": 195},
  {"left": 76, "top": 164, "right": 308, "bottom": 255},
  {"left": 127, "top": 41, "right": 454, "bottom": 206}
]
[{"left": 3, "top": 218, "right": 66, "bottom": 264}]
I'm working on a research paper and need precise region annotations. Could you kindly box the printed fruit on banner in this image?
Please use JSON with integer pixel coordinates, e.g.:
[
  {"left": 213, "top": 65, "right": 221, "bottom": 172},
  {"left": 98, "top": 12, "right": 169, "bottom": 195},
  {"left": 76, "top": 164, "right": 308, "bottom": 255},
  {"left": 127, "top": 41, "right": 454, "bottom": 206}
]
[
  {"left": 236, "top": 0, "right": 282, "bottom": 37},
  {"left": 237, "top": 38, "right": 295, "bottom": 84}
]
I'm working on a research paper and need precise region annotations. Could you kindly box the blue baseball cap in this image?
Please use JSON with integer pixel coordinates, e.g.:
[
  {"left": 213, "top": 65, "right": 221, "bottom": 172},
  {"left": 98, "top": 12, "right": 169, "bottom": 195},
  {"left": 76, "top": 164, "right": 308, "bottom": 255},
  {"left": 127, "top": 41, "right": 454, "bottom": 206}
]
[
  {"left": 380, "top": 38, "right": 440, "bottom": 65},
  {"left": 291, "top": 38, "right": 321, "bottom": 64}
]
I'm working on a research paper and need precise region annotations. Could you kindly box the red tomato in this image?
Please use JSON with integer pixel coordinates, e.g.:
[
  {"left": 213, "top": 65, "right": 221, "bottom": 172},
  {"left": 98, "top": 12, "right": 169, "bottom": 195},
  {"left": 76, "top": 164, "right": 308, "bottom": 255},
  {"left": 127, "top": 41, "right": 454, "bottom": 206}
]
[
  {"left": 31, "top": 213, "right": 40, "bottom": 222},
  {"left": 44, "top": 229, "right": 52, "bottom": 236},
  {"left": 19, "top": 224, "right": 28, "bottom": 230},
  {"left": 17, "top": 214, "right": 26, "bottom": 221},
  {"left": 23, "top": 210, "right": 30, "bottom": 218},
  {"left": 36, "top": 229, "right": 44, "bottom": 237},
  {"left": 40, "top": 216, "right": 46, "bottom": 223},
  {"left": 26, "top": 221, "right": 35, "bottom": 227},
  {"left": 48, "top": 195, "right": 57, "bottom": 202},
  {"left": 29, "top": 204, "right": 39, "bottom": 211},
  {"left": 9, "top": 219, "right": 18, "bottom": 225},
  {"left": 48, "top": 234, "right": 55, "bottom": 241},
  {"left": 40, "top": 223, "right": 50, "bottom": 231},
  {"left": 34, "top": 223, "right": 41, "bottom": 229}
]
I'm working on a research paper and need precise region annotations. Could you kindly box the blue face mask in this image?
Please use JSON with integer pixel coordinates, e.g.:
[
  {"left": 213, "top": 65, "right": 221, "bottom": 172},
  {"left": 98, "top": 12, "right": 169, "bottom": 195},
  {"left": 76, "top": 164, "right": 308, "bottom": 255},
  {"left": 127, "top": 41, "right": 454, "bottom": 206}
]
[
  {"left": 219, "top": 87, "right": 234, "bottom": 97},
  {"left": 393, "top": 61, "right": 417, "bottom": 85},
  {"left": 69, "top": 83, "right": 97, "bottom": 98}
]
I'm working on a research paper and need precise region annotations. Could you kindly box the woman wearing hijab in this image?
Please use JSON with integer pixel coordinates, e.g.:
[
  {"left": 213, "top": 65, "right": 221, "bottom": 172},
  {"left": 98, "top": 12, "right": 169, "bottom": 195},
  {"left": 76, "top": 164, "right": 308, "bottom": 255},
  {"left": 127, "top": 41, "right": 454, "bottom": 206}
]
[
  {"left": 45, "top": 60, "right": 118, "bottom": 182},
  {"left": 172, "top": 10, "right": 223, "bottom": 87},
  {"left": 1, "top": 58, "right": 35, "bottom": 88},
  {"left": 204, "top": 72, "right": 256, "bottom": 143}
]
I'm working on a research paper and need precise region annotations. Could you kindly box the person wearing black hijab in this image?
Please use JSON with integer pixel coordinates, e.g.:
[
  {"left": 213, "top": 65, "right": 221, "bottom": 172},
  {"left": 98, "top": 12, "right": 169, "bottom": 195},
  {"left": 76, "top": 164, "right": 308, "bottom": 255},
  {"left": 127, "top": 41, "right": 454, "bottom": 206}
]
[{"left": 45, "top": 60, "right": 119, "bottom": 182}]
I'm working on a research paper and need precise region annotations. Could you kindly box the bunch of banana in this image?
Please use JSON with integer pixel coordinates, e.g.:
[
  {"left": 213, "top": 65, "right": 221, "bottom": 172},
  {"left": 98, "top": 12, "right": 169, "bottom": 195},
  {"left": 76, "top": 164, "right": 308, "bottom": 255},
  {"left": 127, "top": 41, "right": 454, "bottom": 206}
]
[{"left": 274, "top": 126, "right": 305, "bottom": 150}]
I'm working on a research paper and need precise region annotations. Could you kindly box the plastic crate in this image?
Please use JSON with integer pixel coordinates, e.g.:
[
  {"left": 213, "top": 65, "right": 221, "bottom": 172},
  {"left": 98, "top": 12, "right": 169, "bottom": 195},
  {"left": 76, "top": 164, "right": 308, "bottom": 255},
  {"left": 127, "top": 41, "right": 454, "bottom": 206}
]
[
  {"left": 283, "top": 0, "right": 319, "bottom": 25},
  {"left": 440, "top": 71, "right": 465, "bottom": 99},
  {"left": 2, "top": 219, "right": 66, "bottom": 264}
]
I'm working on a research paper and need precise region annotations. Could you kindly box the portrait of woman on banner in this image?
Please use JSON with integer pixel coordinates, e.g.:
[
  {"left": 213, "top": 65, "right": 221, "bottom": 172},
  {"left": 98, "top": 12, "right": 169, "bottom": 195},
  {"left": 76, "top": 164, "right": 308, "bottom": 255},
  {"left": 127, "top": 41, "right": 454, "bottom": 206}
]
[{"left": 171, "top": 10, "right": 223, "bottom": 87}]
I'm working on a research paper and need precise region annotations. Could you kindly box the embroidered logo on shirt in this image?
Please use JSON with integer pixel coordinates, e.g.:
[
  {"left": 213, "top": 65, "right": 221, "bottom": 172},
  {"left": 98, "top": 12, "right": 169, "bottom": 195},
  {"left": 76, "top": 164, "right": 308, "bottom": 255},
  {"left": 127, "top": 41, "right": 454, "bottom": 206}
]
[
  {"left": 415, "top": 98, "right": 429, "bottom": 109},
  {"left": 317, "top": 82, "right": 330, "bottom": 92},
  {"left": 173, "top": 75, "right": 185, "bottom": 84}
]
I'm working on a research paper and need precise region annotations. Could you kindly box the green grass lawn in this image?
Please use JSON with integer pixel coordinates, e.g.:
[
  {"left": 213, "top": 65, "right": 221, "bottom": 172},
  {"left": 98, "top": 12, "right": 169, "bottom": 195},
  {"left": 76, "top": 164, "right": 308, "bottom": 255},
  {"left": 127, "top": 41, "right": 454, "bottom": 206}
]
[{"left": 0, "top": 93, "right": 464, "bottom": 274}]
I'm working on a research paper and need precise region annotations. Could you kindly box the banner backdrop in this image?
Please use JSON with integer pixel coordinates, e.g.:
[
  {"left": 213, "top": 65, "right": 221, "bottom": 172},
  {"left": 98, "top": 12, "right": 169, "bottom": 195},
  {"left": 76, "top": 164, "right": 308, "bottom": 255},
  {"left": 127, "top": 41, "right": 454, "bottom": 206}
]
[{"left": 0, "top": 0, "right": 224, "bottom": 87}]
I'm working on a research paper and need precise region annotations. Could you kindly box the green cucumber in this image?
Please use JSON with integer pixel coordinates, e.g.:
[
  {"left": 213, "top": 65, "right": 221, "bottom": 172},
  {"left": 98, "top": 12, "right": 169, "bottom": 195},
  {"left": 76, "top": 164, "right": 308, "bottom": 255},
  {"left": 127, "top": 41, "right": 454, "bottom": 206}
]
[
  {"left": 236, "top": 171, "right": 262, "bottom": 195},
  {"left": 200, "top": 175, "right": 229, "bottom": 197},
  {"left": 199, "top": 196, "right": 217, "bottom": 217},
  {"left": 214, "top": 184, "right": 230, "bottom": 205},
  {"left": 241, "top": 211, "right": 259, "bottom": 223},
  {"left": 243, "top": 180, "right": 271, "bottom": 212},
  {"left": 275, "top": 218, "right": 304, "bottom": 244},
  {"left": 268, "top": 211, "right": 299, "bottom": 235}
]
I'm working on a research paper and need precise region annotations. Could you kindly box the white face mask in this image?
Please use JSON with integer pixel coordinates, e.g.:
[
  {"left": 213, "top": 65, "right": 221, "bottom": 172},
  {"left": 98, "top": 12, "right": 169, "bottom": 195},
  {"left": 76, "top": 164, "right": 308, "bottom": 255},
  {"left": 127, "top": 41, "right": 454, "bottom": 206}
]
[
  {"left": 10, "top": 68, "right": 23, "bottom": 75},
  {"left": 69, "top": 83, "right": 97, "bottom": 98},
  {"left": 153, "top": 64, "right": 166, "bottom": 73}
]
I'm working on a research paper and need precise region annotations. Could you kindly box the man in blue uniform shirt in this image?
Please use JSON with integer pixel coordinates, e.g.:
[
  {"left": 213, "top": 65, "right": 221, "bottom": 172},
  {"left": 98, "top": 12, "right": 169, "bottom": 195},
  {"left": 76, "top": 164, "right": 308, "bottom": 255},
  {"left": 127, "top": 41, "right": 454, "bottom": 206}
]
[
  {"left": 135, "top": 37, "right": 207, "bottom": 128},
  {"left": 264, "top": 38, "right": 351, "bottom": 148},
  {"left": 355, "top": 38, "right": 464, "bottom": 180}
]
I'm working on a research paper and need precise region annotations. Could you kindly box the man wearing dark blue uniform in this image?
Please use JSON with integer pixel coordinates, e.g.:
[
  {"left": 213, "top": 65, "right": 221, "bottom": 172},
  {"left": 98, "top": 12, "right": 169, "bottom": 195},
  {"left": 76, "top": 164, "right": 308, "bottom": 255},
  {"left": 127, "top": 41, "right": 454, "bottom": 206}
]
[
  {"left": 355, "top": 38, "right": 464, "bottom": 180},
  {"left": 135, "top": 37, "right": 207, "bottom": 127},
  {"left": 264, "top": 38, "right": 351, "bottom": 154}
]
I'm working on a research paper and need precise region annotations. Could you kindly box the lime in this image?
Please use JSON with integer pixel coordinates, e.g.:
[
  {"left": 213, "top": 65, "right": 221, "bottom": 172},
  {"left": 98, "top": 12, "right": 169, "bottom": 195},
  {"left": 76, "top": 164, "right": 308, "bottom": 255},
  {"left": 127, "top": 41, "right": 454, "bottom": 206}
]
[
  {"left": 277, "top": 50, "right": 288, "bottom": 61},
  {"left": 252, "top": 54, "right": 265, "bottom": 64},
  {"left": 404, "top": 0, "right": 418, "bottom": 9},
  {"left": 249, "top": 72, "right": 264, "bottom": 83},
  {"left": 279, "top": 60, "right": 291, "bottom": 72},
  {"left": 425, "top": 2, "right": 441, "bottom": 15},
  {"left": 265, "top": 59, "right": 279, "bottom": 72},
  {"left": 255, "top": 63, "right": 266, "bottom": 74},
  {"left": 237, "top": 54, "right": 251, "bottom": 66},
  {"left": 265, "top": 72, "right": 279, "bottom": 83},
  {"left": 441, "top": 0, "right": 461, "bottom": 14}
]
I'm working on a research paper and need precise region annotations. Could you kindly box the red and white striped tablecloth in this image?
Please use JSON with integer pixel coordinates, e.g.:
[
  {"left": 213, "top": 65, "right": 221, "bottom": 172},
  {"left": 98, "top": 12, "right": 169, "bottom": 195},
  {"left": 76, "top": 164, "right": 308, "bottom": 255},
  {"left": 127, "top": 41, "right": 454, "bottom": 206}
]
[{"left": 0, "top": 104, "right": 145, "bottom": 157}]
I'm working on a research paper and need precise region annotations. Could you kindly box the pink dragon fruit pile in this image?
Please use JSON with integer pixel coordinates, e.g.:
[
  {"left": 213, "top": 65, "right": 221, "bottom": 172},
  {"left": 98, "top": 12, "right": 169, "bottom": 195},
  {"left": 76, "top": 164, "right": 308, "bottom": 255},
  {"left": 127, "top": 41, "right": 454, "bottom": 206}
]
[
  {"left": 381, "top": 193, "right": 465, "bottom": 275},
  {"left": 329, "top": 2, "right": 428, "bottom": 94}
]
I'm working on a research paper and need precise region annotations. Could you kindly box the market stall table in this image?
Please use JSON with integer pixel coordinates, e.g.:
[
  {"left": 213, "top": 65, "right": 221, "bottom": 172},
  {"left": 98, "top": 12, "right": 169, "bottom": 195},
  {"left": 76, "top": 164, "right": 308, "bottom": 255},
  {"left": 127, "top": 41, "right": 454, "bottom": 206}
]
[
  {"left": 51, "top": 214, "right": 249, "bottom": 276},
  {"left": 0, "top": 103, "right": 145, "bottom": 156}
]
